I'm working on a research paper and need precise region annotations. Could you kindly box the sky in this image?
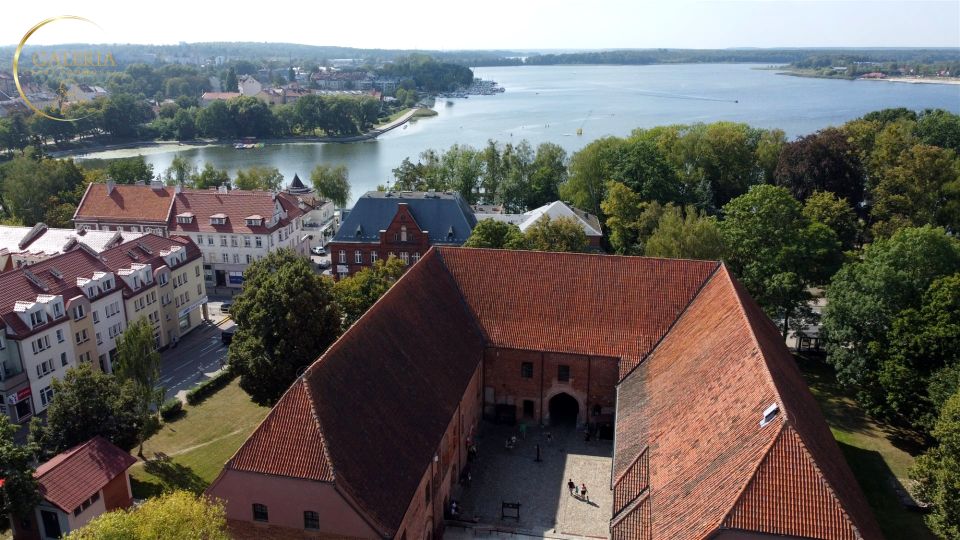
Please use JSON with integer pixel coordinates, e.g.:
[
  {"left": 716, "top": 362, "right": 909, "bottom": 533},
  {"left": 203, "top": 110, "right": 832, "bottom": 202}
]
[{"left": 2, "top": 0, "right": 958, "bottom": 50}]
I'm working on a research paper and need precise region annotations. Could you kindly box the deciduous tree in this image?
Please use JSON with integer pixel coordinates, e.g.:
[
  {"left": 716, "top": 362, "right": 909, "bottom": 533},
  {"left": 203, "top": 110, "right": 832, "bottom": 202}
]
[
  {"left": 464, "top": 220, "right": 527, "bottom": 250},
  {"left": 114, "top": 318, "right": 163, "bottom": 457},
  {"left": 644, "top": 205, "right": 725, "bottom": 261},
  {"left": 65, "top": 490, "right": 229, "bottom": 540},
  {"left": 802, "top": 191, "right": 861, "bottom": 251},
  {"left": 106, "top": 156, "right": 154, "bottom": 184},
  {"left": 911, "top": 389, "right": 960, "bottom": 539},
  {"left": 310, "top": 164, "right": 351, "bottom": 207},
  {"left": 774, "top": 127, "right": 865, "bottom": 206},
  {"left": 524, "top": 216, "right": 588, "bottom": 253},
  {"left": 0, "top": 415, "right": 39, "bottom": 520},
  {"left": 333, "top": 257, "right": 407, "bottom": 329},
  {"left": 230, "top": 249, "right": 341, "bottom": 405},
  {"left": 234, "top": 166, "right": 284, "bottom": 191}
]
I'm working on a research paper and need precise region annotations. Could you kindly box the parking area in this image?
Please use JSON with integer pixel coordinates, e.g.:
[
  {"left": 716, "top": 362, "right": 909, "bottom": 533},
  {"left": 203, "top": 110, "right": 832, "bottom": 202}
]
[
  {"left": 454, "top": 423, "right": 613, "bottom": 539},
  {"left": 158, "top": 319, "right": 230, "bottom": 401}
]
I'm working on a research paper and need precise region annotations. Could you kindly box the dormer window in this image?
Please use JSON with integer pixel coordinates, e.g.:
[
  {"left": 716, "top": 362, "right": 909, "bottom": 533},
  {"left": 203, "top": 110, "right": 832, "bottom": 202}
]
[
  {"left": 210, "top": 213, "right": 228, "bottom": 226},
  {"left": 133, "top": 276, "right": 140, "bottom": 289},
  {"left": 245, "top": 215, "right": 264, "bottom": 227},
  {"left": 87, "top": 287, "right": 96, "bottom": 298},
  {"left": 30, "top": 311, "right": 46, "bottom": 328},
  {"left": 53, "top": 302, "right": 63, "bottom": 318},
  {"left": 176, "top": 213, "right": 194, "bottom": 224},
  {"left": 102, "top": 279, "right": 112, "bottom": 291}
]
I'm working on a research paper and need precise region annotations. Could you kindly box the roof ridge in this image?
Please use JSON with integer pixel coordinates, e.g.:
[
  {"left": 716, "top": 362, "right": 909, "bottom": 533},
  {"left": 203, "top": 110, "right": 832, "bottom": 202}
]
[
  {"left": 617, "top": 260, "right": 722, "bottom": 383},
  {"left": 716, "top": 264, "right": 788, "bottom": 418}
]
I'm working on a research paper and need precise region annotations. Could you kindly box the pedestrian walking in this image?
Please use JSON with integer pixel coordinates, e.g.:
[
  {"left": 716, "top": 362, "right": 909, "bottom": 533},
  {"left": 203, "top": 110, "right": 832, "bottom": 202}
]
[
  {"left": 574, "top": 484, "right": 580, "bottom": 498},
  {"left": 581, "top": 483, "right": 589, "bottom": 502},
  {"left": 567, "top": 479, "right": 575, "bottom": 495}
]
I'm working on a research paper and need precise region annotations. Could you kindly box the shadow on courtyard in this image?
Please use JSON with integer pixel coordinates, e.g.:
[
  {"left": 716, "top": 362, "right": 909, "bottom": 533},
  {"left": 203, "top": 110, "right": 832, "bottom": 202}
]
[{"left": 452, "top": 422, "right": 612, "bottom": 539}]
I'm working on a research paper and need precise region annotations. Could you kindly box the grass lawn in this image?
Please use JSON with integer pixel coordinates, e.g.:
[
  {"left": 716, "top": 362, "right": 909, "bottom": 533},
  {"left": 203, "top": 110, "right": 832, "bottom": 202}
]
[
  {"left": 376, "top": 108, "right": 413, "bottom": 127},
  {"left": 128, "top": 379, "right": 269, "bottom": 498},
  {"left": 796, "top": 354, "right": 936, "bottom": 540}
]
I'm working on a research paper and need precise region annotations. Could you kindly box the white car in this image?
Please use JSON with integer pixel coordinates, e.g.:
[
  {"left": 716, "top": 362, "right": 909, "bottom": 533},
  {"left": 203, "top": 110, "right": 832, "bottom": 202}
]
[{"left": 311, "top": 246, "right": 327, "bottom": 256}]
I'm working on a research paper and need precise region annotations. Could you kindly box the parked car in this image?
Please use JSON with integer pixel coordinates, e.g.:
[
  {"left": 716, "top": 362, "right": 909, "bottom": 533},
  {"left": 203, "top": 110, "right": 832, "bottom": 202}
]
[
  {"left": 221, "top": 320, "right": 236, "bottom": 345},
  {"left": 317, "top": 259, "right": 331, "bottom": 269},
  {"left": 311, "top": 246, "right": 327, "bottom": 256},
  {"left": 220, "top": 302, "right": 232, "bottom": 314}
]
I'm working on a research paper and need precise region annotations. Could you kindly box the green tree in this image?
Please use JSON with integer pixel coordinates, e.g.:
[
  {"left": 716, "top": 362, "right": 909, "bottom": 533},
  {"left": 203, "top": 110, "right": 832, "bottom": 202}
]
[
  {"left": 195, "top": 100, "right": 234, "bottom": 139},
  {"left": 802, "top": 191, "right": 861, "bottom": 251},
  {"left": 333, "top": 257, "right": 407, "bottom": 329},
  {"left": 163, "top": 155, "right": 197, "bottom": 186},
  {"left": 600, "top": 181, "right": 665, "bottom": 255},
  {"left": 234, "top": 166, "right": 284, "bottom": 191},
  {"left": 439, "top": 144, "right": 482, "bottom": 203},
  {"left": 101, "top": 94, "right": 152, "bottom": 139},
  {"left": 1, "top": 152, "right": 85, "bottom": 225},
  {"left": 721, "top": 184, "right": 842, "bottom": 336},
  {"left": 498, "top": 141, "right": 535, "bottom": 212},
  {"left": 823, "top": 226, "right": 960, "bottom": 410},
  {"left": 227, "top": 96, "right": 274, "bottom": 138},
  {"left": 526, "top": 143, "right": 568, "bottom": 208},
  {"left": 879, "top": 274, "right": 960, "bottom": 432},
  {"left": 310, "top": 164, "right": 351, "bottom": 207},
  {"left": 911, "top": 389, "right": 960, "bottom": 539},
  {"left": 560, "top": 137, "right": 620, "bottom": 218},
  {"left": 172, "top": 108, "right": 197, "bottom": 141},
  {"left": 0, "top": 415, "right": 39, "bottom": 520},
  {"left": 644, "top": 204, "right": 725, "bottom": 260},
  {"left": 464, "top": 219, "right": 527, "bottom": 250},
  {"left": 869, "top": 144, "right": 960, "bottom": 238},
  {"left": 916, "top": 108, "right": 960, "bottom": 153},
  {"left": 224, "top": 67, "right": 238, "bottom": 93},
  {"left": 29, "top": 364, "right": 141, "bottom": 458},
  {"left": 65, "top": 490, "right": 229, "bottom": 540},
  {"left": 229, "top": 249, "right": 341, "bottom": 405},
  {"left": 524, "top": 216, "right": 588, "bottom": 253},
  {"left": 191, "top": 162, "right": 230, "bottom": 190},
  {"left": 106, "top": 156, "right": 154, "bottom": 184},
  {"left": 114, "top": 318, "right": 163, "bottom": 457}
]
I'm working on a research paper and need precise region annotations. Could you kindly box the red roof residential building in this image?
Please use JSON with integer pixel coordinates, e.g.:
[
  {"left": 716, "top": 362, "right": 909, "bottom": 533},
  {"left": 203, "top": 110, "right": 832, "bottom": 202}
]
[
  {"left": 14, "top": 436, "right": 136, "bottom": 540},
  {"left": 73, "top": 182, "right": 310, "bottom": 289},
  {"left": 208, "top": 248, "right": 881, "bottom": 540}
]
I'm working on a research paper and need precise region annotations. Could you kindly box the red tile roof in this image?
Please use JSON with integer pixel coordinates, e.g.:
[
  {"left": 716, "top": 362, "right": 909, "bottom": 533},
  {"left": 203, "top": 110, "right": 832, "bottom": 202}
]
[
  {"left": 214, "top": 249, "right": 881, "bottom": 540},
  {"left": 35, "top": 436, "right": 136, "bottom": 513},
  {"left": 74, "top": 183, "right": 175, "bottom": 224},
  {"left": 439, "top": 249, "right": 718, "bottom": 378},
  {"left": 98, "top": 234, "right": 203, "bottom": 298},
  {"left": 169, "top": 190, "right": 304, "bottom": 234},
  {"left": 612, "top": 266, "right": 881, "bottom": 540}
]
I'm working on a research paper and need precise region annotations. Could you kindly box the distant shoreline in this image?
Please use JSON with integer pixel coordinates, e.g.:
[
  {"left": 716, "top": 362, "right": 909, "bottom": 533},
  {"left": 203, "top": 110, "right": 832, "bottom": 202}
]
[
  {"left": 778, "top": 69, "right": 960, "bottom": 86},
  {"left": 50, "top": 108, "right": 432, "bottom": 159}
]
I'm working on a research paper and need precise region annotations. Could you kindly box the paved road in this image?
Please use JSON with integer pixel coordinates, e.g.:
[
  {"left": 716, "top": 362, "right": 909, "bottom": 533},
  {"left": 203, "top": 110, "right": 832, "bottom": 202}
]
[{"left": 159, "top": 321, "right": 230, "bottom": 401}]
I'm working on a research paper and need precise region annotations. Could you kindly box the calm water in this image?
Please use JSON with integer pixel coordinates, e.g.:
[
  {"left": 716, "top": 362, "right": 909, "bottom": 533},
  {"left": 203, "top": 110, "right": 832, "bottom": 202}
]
[{"left": 76, "top": 64, "right": 960, "bottom": 205}]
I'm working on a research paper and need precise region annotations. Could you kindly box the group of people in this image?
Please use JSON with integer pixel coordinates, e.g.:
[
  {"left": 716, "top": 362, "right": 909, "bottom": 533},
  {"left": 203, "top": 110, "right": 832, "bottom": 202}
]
[{"left": 567, "top": 479, "right": 589, "bottom": 502}]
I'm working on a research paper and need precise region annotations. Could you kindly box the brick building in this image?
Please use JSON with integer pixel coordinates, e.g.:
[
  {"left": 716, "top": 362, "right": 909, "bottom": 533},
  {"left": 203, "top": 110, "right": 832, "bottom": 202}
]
[
  {"left": 327, "top": 191, "right": 476, "bottom": 279},
  {"left": 208, "top": 248, "right": 881, "bottom": 540}
]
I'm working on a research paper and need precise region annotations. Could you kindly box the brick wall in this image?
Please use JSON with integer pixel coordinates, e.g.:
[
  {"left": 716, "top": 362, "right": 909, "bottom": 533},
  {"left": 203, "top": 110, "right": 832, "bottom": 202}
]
[{"left": 482, "top": 347, "right": 618, "bottom": 426}]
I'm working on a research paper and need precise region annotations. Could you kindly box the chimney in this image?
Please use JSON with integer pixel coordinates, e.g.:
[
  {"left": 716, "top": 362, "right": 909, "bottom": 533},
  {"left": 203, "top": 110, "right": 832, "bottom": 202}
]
[
  {"left": 175, "top": 184, "right": 182, "bottom": 194},
  {"left": 150, "top": 179, "right": 164, "bottom": 191},
  {"left": 106, "top": 180, "right": 115, "bottom": 195},
  {"left": 218, "top": 184, "right": 229, "bottom": 194}
]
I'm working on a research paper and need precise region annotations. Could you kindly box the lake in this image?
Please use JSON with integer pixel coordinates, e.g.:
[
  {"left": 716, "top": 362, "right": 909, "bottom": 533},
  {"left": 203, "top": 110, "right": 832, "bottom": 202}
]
[{"left": 75, "top": 64, "right": 960, "bottom": 205}]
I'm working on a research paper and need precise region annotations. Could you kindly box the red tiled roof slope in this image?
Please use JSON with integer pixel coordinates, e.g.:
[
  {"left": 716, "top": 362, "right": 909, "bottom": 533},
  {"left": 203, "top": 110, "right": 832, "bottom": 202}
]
[
  {"left": 229, "top": 379, "right": 334, "bottom": 482},
  {"left": 74, "top": 183, "right": 174, "bottom": 223},
  {"left": 35, "top": 436, "right": 136, "bottom": 513},
  {"left": 614, "top": 265, "right": 881, "bottom": 540},
  {"left": 438, "top": 249, "right": 718, "bottom": 378},
  {"left": 170, "top": 190, "right": 304, "bottom": 234},
  {"left": 723, "top": 427, "right": 860, "bottom": 539},
  {"left": 726, "top": 273, "right": 884, "bottom": 540},
  {"left": 224, "top": 250, "right": 485, "bottom": 536}
]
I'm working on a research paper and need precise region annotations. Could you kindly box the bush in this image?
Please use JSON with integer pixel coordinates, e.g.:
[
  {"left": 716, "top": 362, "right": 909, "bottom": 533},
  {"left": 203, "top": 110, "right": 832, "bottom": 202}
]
[
  {"left": 186, "top": 370, "right": 236, "bottom": 406},
  {"left": 159, "top": 399, "right": 184, "bottom": 421}
]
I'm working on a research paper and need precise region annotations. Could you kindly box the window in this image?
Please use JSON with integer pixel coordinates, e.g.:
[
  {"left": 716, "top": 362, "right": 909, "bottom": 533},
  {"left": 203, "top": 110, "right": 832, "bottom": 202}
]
[
  {"left": 53, "top": 303, "right": 63, "bottom": 318},
  {"left": 355, "top": 251, "right": 362, "bottom": 264},
  {"left": 159, "top": 273, "right": 169, "bottom": 286},
  {"left": 220, "top": 235, "right": 227, "bottom": 247},
  {"left": 197, "top": 284, "right": 202, "bottom": 295},
  {"left": 36, "top": 359, "right": 54, "bottom": 377},
  {"left": 339, "top": 250, "right": 346, "bottom": 264},
  {"left": 61, "top": 352, "right": 67, "bottom": 367},
  {"left": 29, "top": 311, "right": 46, "bottom": 328},
  {"left": 401, "top": 225, "right": 408, "bottom": 242},
  {"left": 207, "top": 236, "right": 214, "bottom": 245},
  {"left": 400, "top": 252, "right": 409, "bottom": 265},
  {"left": 102, "top": 279, "right": 112, "bottom": 291},
  {"left": 39, "top": 386, "right": 54, "bottom": 407},
  {"left": 75, "top": 329, "right": 89, "bottom": 344},
  {"left": 255, "top": 236, "right": 263, "bottom": 248},
  {"left": 231, "top": 236, "right": 238, "bottom": 247},
  {"left": 96, "top": 332, "right": 102, "bottom": 345},
  {"left": 92, "top": 310, "right": 100, "bottom": 324},
  {"left": 56, "top": 329, "right": 64, "bottom": 343},
  {"left": 413, "top": 252, "right": 421, "bottom": 263},
  {"left": 558, "top": 365, "right": 570, "bottom": 382},
  {"left": 370, "top": 251, "right": 378, "bottom": 263},
  {"left": 133, "top": 275, "right": 140, "bottom": 289},
  {"left": 521, "top": 362, "right": 533, "bottom": 378},
  {"left": 246, "top": 254, "right": 252, "bottom": 264},
  {"left": 195, "top": 266, "right": 200, "bottom": 277},
  {"left": 233, "top": 254, "right": 240, "bottom": 264},
  {"left": 304, "top": 511, "right": 320, "bottom": 530},
  {"left": 197, "top": 234, "right": 203, "bottom": 245},
  {"left": 222, "top": 253, "right": 229, "bottom": 263},
  {"left": 244, "top": 236, "right": 251, "bottom": 248},
  {"left": 252, "top": 504, "right": 268, "bottom": 522}
]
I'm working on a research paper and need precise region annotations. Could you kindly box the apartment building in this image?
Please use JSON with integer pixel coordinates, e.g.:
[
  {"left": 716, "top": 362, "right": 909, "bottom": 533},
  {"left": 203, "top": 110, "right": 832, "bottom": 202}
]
[
  {"left": 0, "top": 235, "right": 206, "bottom": 423},
  {"left": 0, "top": 223, "right": 142, "bottom": 272},
  {"left": 74, "top": 181, "right": 309, "bottom": 290}
]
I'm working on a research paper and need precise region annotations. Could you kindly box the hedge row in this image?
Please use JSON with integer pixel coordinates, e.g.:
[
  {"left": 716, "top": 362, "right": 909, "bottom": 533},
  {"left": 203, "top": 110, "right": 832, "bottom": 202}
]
[
  {"left": 160, "top": 398, "right": 183, "bottom": 421},
  {"left": 186, "top": 369, "right": 236, "bottom": 406}
]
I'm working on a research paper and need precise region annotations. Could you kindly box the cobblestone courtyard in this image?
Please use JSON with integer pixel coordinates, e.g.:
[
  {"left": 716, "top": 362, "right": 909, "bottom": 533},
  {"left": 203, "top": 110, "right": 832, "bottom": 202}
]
[{"left": 453, "top": 423, "right": 612, "bottom": 539}]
